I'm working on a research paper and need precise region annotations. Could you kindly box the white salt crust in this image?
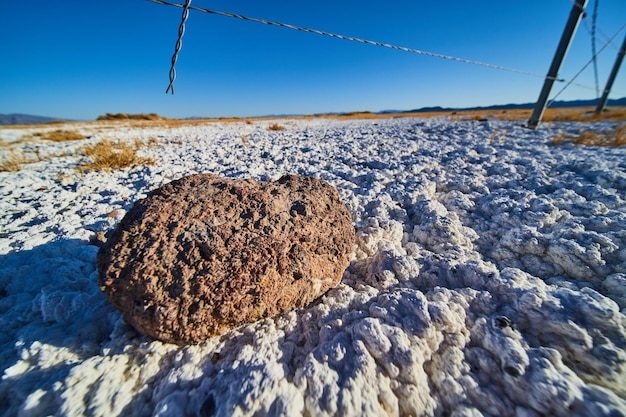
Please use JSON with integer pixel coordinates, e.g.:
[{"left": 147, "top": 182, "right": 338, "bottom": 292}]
[{"left": 0, "top": 117, "right": 625, "bottom": 416}]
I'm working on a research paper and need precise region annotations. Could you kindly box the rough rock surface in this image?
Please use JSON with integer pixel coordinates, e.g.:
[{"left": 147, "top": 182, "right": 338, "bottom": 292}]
[{"left": 97, "top": 174, "right": 355, "bottom": 344}]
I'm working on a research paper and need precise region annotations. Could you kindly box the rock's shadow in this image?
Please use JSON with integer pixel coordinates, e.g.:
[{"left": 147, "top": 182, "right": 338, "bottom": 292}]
[
  {"left": 0, "top": 238, "right": 115, "bottom": 377},
  {"left": 0, "top": 235, "right": 382, "bottom": 416}
]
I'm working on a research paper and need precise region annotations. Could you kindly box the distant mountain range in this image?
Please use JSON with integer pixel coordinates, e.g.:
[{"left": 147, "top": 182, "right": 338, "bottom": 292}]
[
  {"left": 381, "top": 97, "right": 626, "bottom": 114},
  {"left": 2, "top": 97, "right": 625, "bottom": 125},
  {"left": 0, "top": 113, "right": 69, "bottom": 125}
]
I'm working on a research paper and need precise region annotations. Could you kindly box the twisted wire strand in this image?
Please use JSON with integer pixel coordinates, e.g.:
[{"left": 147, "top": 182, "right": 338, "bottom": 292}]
[
  {"left": 590, "top": 0, "right": 599, "bottom": 98},
  {"left": 166, "top": 0, "right": 192, "bottom": 94},
  {"left": 151, "top": 0, "right": 597, "bottom": 91}
]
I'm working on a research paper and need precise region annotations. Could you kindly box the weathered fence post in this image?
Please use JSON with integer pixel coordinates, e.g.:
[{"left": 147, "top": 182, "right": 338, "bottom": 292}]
[
  {"left": 595, "top": 32, "right": 626, "bottom": 114},
  {"left": 527, "top": 0, "right": 588, "bottom": 129}
]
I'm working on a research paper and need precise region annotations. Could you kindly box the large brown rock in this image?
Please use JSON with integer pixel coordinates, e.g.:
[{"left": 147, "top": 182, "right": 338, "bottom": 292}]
[{"left": 97, "top": 174, "right": 355, "bottom": 344}]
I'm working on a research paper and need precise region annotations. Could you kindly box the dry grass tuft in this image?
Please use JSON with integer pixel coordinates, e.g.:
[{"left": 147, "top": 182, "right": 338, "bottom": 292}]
[
  {"left": 488, "top": 130, "right": 507, "bottom": 144},
  {"left": 551, "top": 124, "right": 626, "bottom": 147},
  {"left": 33, "top": 129, "right": 88, "bottom": 142},
  {"left": 78, "top": 139, "right": 156, "bottom": 172},
  {"left": 268, "top": 123, "right": 286, "bottom": 131},
  {"left": 128, "top": 136, "right": 163, "bottom": 149},
  {"left": 0, "top": 150, "right": 34, "bottom": 172},
  {"left": 542, "top": 107, "right": 626, "bottom": 123},
  {"left": 133, "top": 137, "right": 162, "bottom": 149},
  {"left": 146, "top": 136, "right": 162, "bottom": 148}
]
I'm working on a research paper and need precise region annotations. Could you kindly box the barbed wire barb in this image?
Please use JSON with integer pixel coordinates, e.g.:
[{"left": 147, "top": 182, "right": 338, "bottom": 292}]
[{"left": 165, "top": 0, "right": 192, "bottom": 94}]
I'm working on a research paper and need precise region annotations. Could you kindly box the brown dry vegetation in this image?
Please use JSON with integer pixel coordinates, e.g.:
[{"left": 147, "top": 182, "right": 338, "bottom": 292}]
[
  {"left": 32, "top": 129, "right": 88, "bottom": 142},
  {"left": 1, "top": 105, "right": 623, "bottom": 156},
  {"left": 267, "top": 123, "right": 286, "bottom": 131},
  {"left": 78, "top": 139, "right": 156, "bottom": 172},
  {"left": 0, "top": 150, "right": 34, "bottom": 172},
  {"left": 1, "top": 106, "right": 623, "bottom": 130},
  {"left": 310, "top": 106, "right": 626, "bottom": 123},
  {"left": 542, "top": 107, "right": 626, "bottom": 123},
  {"left": 551, "top": 124, "right": 626, "bottom": 147},
  {"left": 0, "top": 145, "right": 69, "bottom": 172},
  {"left": 142, "top": 136, "right": 163, "bottom": 148}
]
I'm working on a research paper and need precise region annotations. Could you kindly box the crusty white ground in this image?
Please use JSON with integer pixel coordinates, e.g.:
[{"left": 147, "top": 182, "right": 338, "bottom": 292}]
[{"left": 0, "top": 117, "right": 625, "bottom": 416}]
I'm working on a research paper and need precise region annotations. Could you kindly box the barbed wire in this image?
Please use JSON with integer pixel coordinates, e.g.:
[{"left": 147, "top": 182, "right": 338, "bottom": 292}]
[
  {"left": 150, "top": 0, "right": 599, "bottom": 92},
  {"left": 165, "top": 0, "right": 192, "bottom": 94}
]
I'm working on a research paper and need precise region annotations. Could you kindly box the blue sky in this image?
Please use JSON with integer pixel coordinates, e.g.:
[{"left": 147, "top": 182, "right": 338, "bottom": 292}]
[{"left": 1, "top": 0, "right": 625, "bottom": 120}]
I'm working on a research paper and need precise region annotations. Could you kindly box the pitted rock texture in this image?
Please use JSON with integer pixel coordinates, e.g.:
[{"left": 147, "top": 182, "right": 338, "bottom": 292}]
[{"left": 97, "top": 174, "right": 355, "bottom": 344}]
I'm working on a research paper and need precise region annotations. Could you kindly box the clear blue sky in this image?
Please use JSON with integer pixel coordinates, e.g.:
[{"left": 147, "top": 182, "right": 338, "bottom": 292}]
[{"left": 1, "top": 0, "right": 625, "bottom": 120}]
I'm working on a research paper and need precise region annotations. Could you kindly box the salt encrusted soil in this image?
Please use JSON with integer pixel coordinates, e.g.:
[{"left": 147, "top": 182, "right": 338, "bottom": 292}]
[{"left": 0, "top": 117, "right": 625, "bottom": 416}]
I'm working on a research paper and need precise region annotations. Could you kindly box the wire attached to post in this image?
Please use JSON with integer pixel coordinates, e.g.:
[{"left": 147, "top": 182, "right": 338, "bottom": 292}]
[
  {"left": 166, "top": 0, "right": 192, "bottom": 94},
  {"left": 152, "top": 0, "right": 604, "bottom": 94},
  {"left": 149, "top": 0, "right": 594, "bottom": 89},
  {"left": 591, "top": 0, "right": 600, "bottom": 99},
  {"left": 546, "top": 23, "right": 625, "bottom": 109}
]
